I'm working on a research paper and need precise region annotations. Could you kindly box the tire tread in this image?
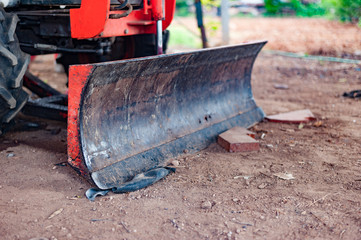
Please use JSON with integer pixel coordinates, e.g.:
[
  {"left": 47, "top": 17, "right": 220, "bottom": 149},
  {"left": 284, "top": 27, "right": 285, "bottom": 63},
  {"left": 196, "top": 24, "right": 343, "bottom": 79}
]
[{"left": 0, "top": 8, "right": 29, "bottom": 132}]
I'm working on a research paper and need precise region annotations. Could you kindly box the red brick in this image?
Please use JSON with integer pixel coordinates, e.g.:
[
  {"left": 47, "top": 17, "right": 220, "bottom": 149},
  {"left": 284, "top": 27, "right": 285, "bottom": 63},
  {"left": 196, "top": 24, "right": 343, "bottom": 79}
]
[
  {"left": 227, "top": 126, "right": 256, "bottom": 139},
  {"left": 265, "top": 109, "right": 316, "bottom": 124},
  {"left": 218, "top": 127, "right": 259, "bottom": 152}
]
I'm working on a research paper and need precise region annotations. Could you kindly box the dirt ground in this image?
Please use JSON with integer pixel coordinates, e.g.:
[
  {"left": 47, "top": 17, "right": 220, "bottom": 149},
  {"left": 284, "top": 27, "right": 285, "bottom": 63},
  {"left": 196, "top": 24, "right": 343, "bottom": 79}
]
[
  {"left": 174, "top": 17, "right": 361, "bottom": 58},
  {"left": 1, "top": 18, "right": 361, "bottom": 240}
]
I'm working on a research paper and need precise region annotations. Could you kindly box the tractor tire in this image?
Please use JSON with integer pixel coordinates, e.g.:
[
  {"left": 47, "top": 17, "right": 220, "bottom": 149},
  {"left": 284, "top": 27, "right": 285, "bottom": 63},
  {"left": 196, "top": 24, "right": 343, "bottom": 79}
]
[{"left": 0, "top": 8, "right": 30, "bottom": 135}]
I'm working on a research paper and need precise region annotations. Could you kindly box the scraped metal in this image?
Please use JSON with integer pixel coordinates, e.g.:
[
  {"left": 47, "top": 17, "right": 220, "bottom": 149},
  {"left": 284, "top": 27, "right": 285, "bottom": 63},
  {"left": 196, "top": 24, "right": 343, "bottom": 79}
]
[{"left": 73, "top": 41, "right": 266, "bottom": 189}]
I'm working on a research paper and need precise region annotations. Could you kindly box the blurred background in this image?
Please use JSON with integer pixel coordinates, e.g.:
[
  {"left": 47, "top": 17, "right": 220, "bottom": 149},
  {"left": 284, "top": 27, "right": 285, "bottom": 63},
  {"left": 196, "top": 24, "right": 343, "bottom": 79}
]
[{"left": 168, "top": 0, "right": 361, "bottom": 59}]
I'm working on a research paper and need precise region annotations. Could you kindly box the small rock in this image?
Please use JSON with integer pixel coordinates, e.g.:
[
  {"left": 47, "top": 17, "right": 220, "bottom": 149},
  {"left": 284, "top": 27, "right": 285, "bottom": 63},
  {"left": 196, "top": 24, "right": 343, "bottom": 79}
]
[
  {"left": 7, "top": 153, "right": 15, "bottom": 157},
  {"left": 260, "top": 215, "right": 265, "bottom": 220},
  {"left": 201, "top": 200, "right": 212, "bottom": 209},
  {"left": 258, "top": 183, "right": 268, "bottom": 189},
  {"left": 171, "top": 160, "right": 180, "bottom": 166},
  {"left": 48, "top": 208, "right": 63, "bottom": 219},
  {"left": 354, "top": 50, "right": 361, "bottom": 56},
  {"left": 313, "top": 121, "right": 323, "bottom": 127},
  {"left": 301, "top": 211, "right": 307, "bottom": 215},
  {"left": 273, "top": 172, "right": 295, "bottom": 180},
  {"left": 266, "top": 144, "right": 273, "bottom": 148},
  {"left": 273, "top": 83, "right": 289, "bottom": 90},
  {"left": 245, "top": 179, "right": 250, "bottom": 186}
]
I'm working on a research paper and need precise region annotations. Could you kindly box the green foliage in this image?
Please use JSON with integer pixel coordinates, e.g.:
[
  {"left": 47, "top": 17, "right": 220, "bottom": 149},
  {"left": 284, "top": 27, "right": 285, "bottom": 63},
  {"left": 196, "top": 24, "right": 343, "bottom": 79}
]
[
  {"left": 264, "top": 0, "right": 284, "bottom": 15},
  {"left": 175, "top": 0, "right": 360, "bottom": 24},
  {"left": 201, "top": 0, "right": 221, "bottom": 8},
  {"left": 321, "top": 0, "right": 361, "bottom": 23},
  {"left": 175, "top": 0, "right": 191, "bottom": 16},
  {"left": 175, "top": 0, "right": 221, "bottom": 15},
  {"left": 264, "top": 0, "right": 361, "bottom": 23},
  {"left": 168, "top": 25, "right": 201, "bottom": 48},
  {"left": 334, "top": 0, "right": 361, "bottom": 23},
  {"left": 291, "top": 0, "right": 326, "bottom": 17},
  {"left": 205, "top": 19, "right": 220, "bottom": 37},
  {"left": 264, "top": 0, "right": 325, "bottom": 17},
  {"left": 175, "top": 0, "right": 189, "bottom": 9}
]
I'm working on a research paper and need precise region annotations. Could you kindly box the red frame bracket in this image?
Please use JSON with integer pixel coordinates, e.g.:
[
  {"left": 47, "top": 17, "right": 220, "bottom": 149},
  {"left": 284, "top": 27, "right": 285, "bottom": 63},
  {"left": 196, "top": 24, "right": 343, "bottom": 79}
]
[{"left": 70, "top": 0, "right": 175, "bottom": 39}]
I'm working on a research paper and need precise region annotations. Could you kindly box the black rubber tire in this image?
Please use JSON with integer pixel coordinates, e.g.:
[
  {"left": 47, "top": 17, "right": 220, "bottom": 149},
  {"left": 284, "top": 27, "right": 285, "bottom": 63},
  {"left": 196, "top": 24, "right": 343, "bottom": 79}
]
[{"left": 0, "top": 8, "right": 30, "bottom": 135}]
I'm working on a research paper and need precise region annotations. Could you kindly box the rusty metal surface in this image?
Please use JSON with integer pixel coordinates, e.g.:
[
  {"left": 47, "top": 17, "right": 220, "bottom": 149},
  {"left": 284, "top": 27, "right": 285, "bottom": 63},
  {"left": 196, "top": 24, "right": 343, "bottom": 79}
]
[{"left": 78, "top": 41, "right": 266, "bottom": 189}]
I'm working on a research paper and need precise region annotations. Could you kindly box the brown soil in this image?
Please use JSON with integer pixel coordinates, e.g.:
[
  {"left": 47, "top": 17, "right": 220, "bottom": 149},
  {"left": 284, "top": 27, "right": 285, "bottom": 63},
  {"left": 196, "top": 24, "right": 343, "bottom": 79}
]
[
  {"left": 1, "top": 18, "right": 361, "bottom": 240},
  {"left": 175, "top": 17, "right": 361, "bottom": 58},
  {"left": 229, "top": 18, "right": 361, "bottom": 58}
]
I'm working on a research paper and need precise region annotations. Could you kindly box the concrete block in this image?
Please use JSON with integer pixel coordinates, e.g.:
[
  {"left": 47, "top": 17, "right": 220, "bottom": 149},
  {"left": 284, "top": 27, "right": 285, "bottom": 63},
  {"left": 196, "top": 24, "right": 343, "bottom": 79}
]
[
  {"left": 218, "top": 127, "right": 259, "bottom": 152},
  {"left": 265, "top": 109, "right": 316, "bottom": 124}
]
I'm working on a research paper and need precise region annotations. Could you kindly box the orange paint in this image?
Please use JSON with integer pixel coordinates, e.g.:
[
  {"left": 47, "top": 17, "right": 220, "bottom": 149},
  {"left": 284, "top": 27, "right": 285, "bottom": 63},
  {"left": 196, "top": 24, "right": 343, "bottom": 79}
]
[
  {"left": 70, "top": 0, "right": 175, "bottom": 39},
  {"left": 67, "top": 64, "right": 94, "bottom": 179}
]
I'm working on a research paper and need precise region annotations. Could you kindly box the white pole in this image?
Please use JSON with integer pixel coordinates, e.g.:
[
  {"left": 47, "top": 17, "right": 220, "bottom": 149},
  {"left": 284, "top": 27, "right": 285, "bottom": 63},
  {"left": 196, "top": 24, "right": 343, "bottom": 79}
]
[{"left": 221, "top": 0, "right": 229, "bottom": 45}]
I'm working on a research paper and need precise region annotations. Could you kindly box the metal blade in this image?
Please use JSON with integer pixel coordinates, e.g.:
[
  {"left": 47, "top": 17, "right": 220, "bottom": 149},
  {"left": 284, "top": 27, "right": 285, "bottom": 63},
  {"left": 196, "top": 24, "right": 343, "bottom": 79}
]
[{"left": 68, "top": 41, "right": 266, "bottom": 189}]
